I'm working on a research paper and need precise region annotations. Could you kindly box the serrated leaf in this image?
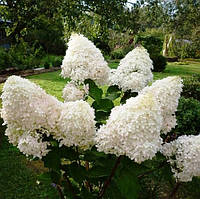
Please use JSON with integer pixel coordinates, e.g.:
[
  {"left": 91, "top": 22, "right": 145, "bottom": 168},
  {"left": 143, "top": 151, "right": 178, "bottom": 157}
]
[{"left": 42, "top": 148, "right": 61, "bottom": 170}]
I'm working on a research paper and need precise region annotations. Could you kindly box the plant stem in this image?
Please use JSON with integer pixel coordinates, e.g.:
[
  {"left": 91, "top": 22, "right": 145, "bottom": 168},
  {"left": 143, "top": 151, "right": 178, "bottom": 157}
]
[
  {"left": 56, "top": 184, "right": 65, "bottom": 199},
  {"left": 63, "top": 173, "right": 76, "bottom": 198},
  {"left": 98, "top": 156, "right": 122, "bottom": 199},
  {"left": 168, "top": 182, "right": 181, "bottom": 199},
  {"left": 85, "top": 161, "right": 93, "bottom": 192}
]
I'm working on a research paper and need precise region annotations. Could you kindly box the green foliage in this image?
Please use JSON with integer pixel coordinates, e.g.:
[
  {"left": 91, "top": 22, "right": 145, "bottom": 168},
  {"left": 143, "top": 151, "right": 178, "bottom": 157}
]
[
  {"left": 135, "top": 35, "right": 166, "bottom": 72},
  {"left": 173, "top": 97, "right": 200, "bottom": 136},
  {"left": 164, "top": 34, "right": 199, "bottom": 59},
  {"left": 0, "top": 47, "right": 11, "bottom": 71},
  {"left": 135, "top": 35, "right": 163, "bottom": 56},
  {"left": 41, "top": 55, "right": 63, "bottom": 69},
  {"left": 2, "top": 65, "right": 200, "bottom": 198},
  {"left": 182, "top": 75, "right": 200, "bottom": 101},
  {"left": 110, "top": 48, "right": 124, "bottom": 59},
  {"left": 151, "top": 55, "right": 167, "bottom": 72},
  {"left": 8, "top": 40, "right": 45, "bottom": 70},
  {"left": 0, "top": 119, "right": 58, "bottom": 199}
]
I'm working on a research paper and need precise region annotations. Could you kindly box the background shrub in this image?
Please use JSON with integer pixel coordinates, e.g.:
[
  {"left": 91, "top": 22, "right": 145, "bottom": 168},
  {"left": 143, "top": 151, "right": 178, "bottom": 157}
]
[
  {"left": 110, "top": 48, "right": 124, "bottom": 59},
  {"left": 135, "top": 35, "right": 167, "bottom": 72},
  {"left": 182, "top": 74, "right": 200, "bottom": 101},
  {"left": 151, "top": 54, "right": 167, "bottom": 72},
  {"left": 9, "top": 40, "right": 45, "bottom": 70},
  {"left": 0, "top": 48, "right": 11, "bottom": 72},
  {"left": 173, "top": 97, "right": 200, "bottom": 136}
]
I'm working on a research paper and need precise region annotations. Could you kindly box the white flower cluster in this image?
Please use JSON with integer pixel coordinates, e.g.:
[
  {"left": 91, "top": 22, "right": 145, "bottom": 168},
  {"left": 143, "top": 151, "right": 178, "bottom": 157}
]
[
  {"left": 95, "top": 92, "right": 163, "bottom": 163},
  {"left": 57, "top": 100, "right": 96, "bottom": 149},
  {"left": 61, "top": 34, "right": 110, "bottom": 85},
  {"left": 62, "top": 82, "right": 89, "bottom": 102},
  {"left": 162, "top": 135, "right": 200, "bottom": 182},
  {"left": 141, "top": 76, "right": 183, "bottom": 134},
  {"left": 1, "top": 76, "right": 96, "bottom": 158},
  {"left": 109, "top": 46, "right": 153, "bottom": 92}
]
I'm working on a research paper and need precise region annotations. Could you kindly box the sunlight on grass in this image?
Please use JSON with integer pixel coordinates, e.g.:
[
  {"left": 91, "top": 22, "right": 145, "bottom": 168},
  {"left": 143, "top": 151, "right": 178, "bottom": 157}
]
[{"left": 0, "top": 61, "right": 200, "bottom": 104}]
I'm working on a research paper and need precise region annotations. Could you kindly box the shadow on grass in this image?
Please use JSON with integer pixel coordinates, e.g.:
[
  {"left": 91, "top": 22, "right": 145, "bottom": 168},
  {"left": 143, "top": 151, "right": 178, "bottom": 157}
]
[{"left": 0, "top": 119, "right": 58, "bottom": 199}]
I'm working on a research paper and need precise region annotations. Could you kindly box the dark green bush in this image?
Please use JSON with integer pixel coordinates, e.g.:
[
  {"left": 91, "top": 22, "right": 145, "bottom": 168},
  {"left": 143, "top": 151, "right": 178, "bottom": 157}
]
[
  {"left": 134, "top": 35, "right": 166, "bottom": 72},
  {"left": 182, "top": 74, "right": 200, "bottom": 101},
  {"left": 0, "top": 47, "right": 11, "bottom": 72},
  {"left": 173, "top": 97, "right": 200, "bottom": 136},
  {"left": 8, "top": 40, "right": 45, "bottom": 70},
  {"left": 135, "top": 35, "right": 163, "bottom": 56},
  {"left": 151, "top": 55, "right": 167, "bottom": 72}
]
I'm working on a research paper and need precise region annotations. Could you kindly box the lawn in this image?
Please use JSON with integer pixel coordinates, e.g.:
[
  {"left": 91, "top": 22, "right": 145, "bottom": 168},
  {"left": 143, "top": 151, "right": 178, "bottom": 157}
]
[{"left": 0, "top": 60, "right": 200, "bottom": 199}]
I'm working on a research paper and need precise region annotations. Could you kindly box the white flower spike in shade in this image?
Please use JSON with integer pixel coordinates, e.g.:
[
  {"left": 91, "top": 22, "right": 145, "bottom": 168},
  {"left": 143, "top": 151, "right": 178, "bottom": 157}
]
[
  {"left": 61, "top": 34, "right": 110, "bottom": 85},
  {"left": 109, "top": 45, "right": 153, "bottom": 92},
  {"left": 162, "top": 135, "right": 200, "bottom": 182}
]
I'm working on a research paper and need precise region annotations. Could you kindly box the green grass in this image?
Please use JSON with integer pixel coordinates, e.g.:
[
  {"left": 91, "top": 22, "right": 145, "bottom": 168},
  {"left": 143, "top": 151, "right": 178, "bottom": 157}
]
[
  {"left": 0, "top": 60, "right": 200, "bottom": 198},
  {"left": 0, "top": 119, "right": 58, "bottom": 199}
]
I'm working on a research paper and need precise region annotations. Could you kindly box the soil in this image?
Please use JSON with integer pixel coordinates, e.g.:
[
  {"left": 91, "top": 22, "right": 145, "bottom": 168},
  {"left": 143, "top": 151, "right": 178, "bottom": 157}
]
[{"left": 0, "top": 67, "right": 60, "bottom": 83}]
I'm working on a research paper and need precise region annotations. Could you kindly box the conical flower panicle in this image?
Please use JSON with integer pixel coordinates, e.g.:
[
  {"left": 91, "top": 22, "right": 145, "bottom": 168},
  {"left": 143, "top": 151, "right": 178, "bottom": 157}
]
[
  {"left": 109, "top": 46, "right": 153, "bottom": 92},
  {"left": 162, "top": 134, "right": 200, "bottom": 182},
  {"left": 61, "top": 34, "right": 110, "bottom": 85}
]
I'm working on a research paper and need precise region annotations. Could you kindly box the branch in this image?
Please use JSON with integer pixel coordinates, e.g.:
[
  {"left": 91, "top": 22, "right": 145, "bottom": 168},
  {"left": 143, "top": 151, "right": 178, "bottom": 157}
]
[
  {"left": 63, "top": 173, "right": 76, "bottom": 198},
  {"left": 98, "top": 156, "right": 122, "bottom": 199},
  {"left": 168, "top": 182, "right": 181, "bottom": 199},
  {"left": 55, "top": 184, "right": 65, "bottom": 199}
]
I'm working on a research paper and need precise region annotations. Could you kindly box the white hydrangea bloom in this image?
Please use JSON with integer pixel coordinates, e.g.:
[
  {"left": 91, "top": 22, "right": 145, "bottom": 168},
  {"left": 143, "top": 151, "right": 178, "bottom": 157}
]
[
  {"left": 1, "top": 76, "right": 97, "bottom": 156},
  {"left": 1, "top": 75, "right": 62, "bottom": 133},
  {"left": 57, "top": 100, "right": 96, "bottom": 150},
  {"left": 1, "top": 76, "right": 62, "bottom": 158},
  {"left": 61, "top": 34, "right": 110, "bottom": 85},
  {"left": 109, "top": 46, "right": 153, "bottom": 92},
  {"left": 161, "top": 135, "right": 200, "bottom": 182},
  {"left": 18, "top": 132, "right": 50, "bottom": 159},
  {"left": 95, "top": 93, "right": 163, "bottom": 163},
  {"left": 62, "top": 82, "right": 88, "bottom": 102},
  {"left": 141, "top": 76, "right": 183, "bottom": 134}
]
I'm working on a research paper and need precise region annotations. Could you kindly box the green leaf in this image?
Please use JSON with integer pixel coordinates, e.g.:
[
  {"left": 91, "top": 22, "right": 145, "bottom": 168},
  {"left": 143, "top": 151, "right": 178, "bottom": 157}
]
[
  {"left": 120, "top": 90, "right": 138, "bottom": 104},
  {"left": 92, "top": 99, "right": 114, "bottom": 112},
  {"left": 38, "top": 172, "right": 51, "bottom": 183},
  {"left": 83, "top": 147, "right": 108, "bottom": 162},
  {"left": 88, "top": 165, "right": 111, "bottom": 178},
  {"left": 84, "top": 79, "right": 103, "bottom": 101},
  {"left": 63, "top": 162, "right": 87, "bottom": 183},
  {"left": 42, "top": 148, "right": 61, "bottom": 170},
  {"left": 107, "top": 85, "right": 121, "bottom": 94},
  {"left": 50, "top": 170, "right": 61, "bottom": 184},
  {"left": 106, "top": 85, "right": 121, "bottom": 100},
  {"left": 59, "top": 146, "right": 79, "bottom": 161},
  {"left": 95, "top": 111, "right": 110, "bottom": 121},
  {"left": 114, "top": 168, "right": 140, "bottom": 199},
  {"left": 103, "top": 181, "right": 124, "bottom": 199}
]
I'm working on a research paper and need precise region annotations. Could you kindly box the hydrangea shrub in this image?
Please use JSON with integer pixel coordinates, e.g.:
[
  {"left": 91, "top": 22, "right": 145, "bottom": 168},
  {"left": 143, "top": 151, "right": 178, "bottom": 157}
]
[{"left": 2, "top": 34, "right": 199, "bottom": 199}]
